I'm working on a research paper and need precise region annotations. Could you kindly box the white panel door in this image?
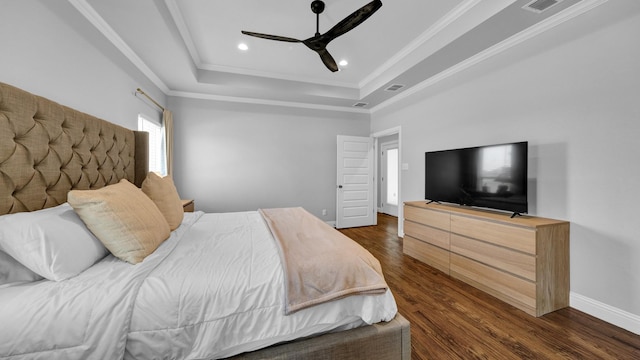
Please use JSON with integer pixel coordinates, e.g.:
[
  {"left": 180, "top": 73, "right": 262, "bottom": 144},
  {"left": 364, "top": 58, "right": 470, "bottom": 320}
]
[{"left": 336, "top": 135, "right": 374, "bottom": 229}]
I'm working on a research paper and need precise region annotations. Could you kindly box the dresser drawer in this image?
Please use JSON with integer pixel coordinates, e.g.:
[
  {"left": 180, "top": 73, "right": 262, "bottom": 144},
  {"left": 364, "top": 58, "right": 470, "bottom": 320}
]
[
  {"left": 450, "top": 234, "right": 535, "bottom": 281},
  {"left": 404, "top": 220, "right": 450, "bottom": 250},
  {"left": 451, "top": 215, "right": 536, "bottom": 254},
  {"left": 404, "top": 206, "right": 450, "bottom": 231},
  {"left": 404, "top": 235, "right": 450, "bottom": 275},
  {"left": 450, "top": 254, "right": 536, "bottom": 315}
]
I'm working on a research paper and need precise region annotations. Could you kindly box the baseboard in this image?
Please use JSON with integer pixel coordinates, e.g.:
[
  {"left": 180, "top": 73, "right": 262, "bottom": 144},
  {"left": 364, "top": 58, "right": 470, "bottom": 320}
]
[
  {"left": 326, "top": 220, "right": 336, "bottom": 228},
  {"left": 570, "top": 292, "right": 640, "bottom": 335}
]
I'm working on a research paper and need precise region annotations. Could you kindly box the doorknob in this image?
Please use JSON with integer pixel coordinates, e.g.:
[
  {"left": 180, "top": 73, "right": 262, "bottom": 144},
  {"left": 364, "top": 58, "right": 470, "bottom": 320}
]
[{"left": 338, "top": 185, "right": 343, "bottom": 189}]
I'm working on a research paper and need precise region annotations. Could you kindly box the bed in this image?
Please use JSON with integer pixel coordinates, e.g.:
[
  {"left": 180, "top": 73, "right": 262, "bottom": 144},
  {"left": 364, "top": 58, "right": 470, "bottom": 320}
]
[{"left": 0, "top": 81, "right": 410, "bottom": 360}]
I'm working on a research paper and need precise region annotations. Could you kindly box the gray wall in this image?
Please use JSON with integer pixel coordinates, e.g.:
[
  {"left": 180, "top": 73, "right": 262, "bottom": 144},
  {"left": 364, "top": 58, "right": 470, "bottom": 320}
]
[
  {"left": 0, "top": 0, "right": 165, "bottom": 129},
  {"left": 371, "top": 0, "right": 640, "bottom": 324},
  {"left": 168, "top": 97, "right": 370, "bottom": 220}
]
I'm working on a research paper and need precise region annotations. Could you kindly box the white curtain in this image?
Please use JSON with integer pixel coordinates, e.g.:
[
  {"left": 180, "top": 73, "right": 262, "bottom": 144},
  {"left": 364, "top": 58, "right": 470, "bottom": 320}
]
[{"left": 162, "top": 109, "right": 174, "bottom": 177}]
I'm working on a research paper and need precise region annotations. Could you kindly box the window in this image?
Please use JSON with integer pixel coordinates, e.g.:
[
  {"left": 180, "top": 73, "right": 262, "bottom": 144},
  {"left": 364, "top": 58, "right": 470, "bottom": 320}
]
[{"left": 138, "top": 114, "right": 166, "bottom": 176}]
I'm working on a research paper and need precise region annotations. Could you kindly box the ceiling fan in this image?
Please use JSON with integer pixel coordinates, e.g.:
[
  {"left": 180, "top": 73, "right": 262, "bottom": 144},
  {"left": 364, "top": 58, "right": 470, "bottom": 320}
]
[{"left": 241, "top": 0, "right": 383, "bottom": 72}]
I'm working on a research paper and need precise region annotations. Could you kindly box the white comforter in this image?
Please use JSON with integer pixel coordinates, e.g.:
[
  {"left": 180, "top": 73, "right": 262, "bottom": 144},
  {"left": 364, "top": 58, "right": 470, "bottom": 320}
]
[{"left": 0, "top": 211, "right": 397, "bottom": 360}]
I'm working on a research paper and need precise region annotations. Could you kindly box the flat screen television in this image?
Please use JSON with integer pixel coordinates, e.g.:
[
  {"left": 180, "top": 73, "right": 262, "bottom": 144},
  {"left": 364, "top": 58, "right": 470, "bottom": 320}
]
[{"left": 425, "top": 141, "right": 528, "bottom": 216}]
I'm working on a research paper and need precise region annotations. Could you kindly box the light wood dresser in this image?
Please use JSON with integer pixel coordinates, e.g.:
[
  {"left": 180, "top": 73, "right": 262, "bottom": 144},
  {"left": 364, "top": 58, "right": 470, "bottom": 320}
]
[{"left": 403, "top": 201, "right": 569, "bottom": 317}]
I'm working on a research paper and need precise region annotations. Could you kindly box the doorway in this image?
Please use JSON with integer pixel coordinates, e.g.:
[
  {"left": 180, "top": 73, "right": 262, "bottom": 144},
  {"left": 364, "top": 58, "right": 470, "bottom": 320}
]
[
  {"left": 379, "top": 138, "right": 399, "bottom": 217},
  {"left": 372, "top": 126, "right": 403, "bottom": 237}
]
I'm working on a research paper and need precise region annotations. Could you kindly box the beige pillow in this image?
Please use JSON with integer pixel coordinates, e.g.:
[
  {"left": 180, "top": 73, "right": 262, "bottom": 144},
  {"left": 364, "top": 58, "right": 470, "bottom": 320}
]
[
  {"left": 141, "top": 172, "right": 184, "bottom": 230},
  {"left": 67, "top": 179, "right": 170, "bottom": 264}
]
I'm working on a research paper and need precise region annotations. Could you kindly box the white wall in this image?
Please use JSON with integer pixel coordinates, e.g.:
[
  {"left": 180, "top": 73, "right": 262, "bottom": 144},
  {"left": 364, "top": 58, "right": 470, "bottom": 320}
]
[
  {"left": 372, "top": 0, "right": 640, "bottom": 330},
  {"left": 168, "top": 97, "right": 370, "bottom": 220},
  {"left": 0, "top": 0, "right": 165, "bottom": 129}
]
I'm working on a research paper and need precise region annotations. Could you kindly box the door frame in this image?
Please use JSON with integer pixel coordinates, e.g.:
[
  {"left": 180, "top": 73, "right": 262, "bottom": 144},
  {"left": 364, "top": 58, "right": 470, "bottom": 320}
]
[{"left": 372, "top": 126, "right": 403, "bottom": 237}]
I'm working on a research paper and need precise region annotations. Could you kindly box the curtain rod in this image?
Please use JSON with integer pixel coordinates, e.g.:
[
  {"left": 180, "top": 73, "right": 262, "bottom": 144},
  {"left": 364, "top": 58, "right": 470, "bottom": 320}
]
[{"left": 136, "top": 88, "right": 165, "bottom": 112}]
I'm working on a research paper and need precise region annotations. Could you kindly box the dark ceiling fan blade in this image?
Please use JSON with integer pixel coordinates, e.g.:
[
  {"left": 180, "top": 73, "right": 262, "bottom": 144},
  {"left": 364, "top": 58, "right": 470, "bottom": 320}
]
[
  {"left": 316, "top": 48, "right": 339, "bottom": 72},
  {"left": 241, "top": 31, "right": 301, "bottom": 43},
  {"left": 323, "top": 0, "right": 382, "bottom": 42},
  {"left": 241, "top": 1, "right": 382, "bottom": 72}
]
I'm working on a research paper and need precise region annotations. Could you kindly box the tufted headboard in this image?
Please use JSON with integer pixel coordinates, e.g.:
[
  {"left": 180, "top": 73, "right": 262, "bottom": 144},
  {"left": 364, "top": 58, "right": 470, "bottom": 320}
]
[{"left": 0, "top": 82, "right": 148, "bottom": 215}]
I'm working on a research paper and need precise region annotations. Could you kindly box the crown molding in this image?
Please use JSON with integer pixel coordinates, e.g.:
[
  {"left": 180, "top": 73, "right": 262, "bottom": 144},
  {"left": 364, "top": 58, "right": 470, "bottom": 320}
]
[
  {"left": 168, "top": 90, "right": 371, "bottom": 115},
  {"left": 68, "top": 0, "right": 170, "bottom": 94},
  {"left": 197, "top": 63, "right": 359, "bottom": 89},
  {"left": 359, "top": 0, "right": 485, "bottom": 92},
  {"left": 164, "top": 0, "right": 202, "bottom": 66},
  {"left": 69, "top": 0, "right": 608, "bottom": 114},
  {"left": 70, "top": 0, "right": 360, "bottom": 111},
  {"left": 164, "top": 0, "right": 360, "bottom": 89},
  {"left": 371, "top": 0, "right": 609, "bottom": 114}
]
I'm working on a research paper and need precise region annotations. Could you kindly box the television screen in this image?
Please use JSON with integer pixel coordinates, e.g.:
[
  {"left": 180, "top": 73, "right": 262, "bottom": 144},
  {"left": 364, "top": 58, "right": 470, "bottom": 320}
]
[{"left": 425, "top": 142, "right": 528, "bottom": 214}]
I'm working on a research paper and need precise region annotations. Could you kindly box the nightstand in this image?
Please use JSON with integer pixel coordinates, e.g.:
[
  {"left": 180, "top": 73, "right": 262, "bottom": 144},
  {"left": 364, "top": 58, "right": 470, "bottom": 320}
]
[{"left": 181, "top": 199, "right": 195, "bottom": 212}]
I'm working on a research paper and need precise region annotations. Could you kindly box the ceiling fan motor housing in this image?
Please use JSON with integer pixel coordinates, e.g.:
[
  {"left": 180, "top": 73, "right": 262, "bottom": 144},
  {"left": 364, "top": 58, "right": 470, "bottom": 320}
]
[{"left": 311, "top": 1, "right": 325, "bottom": 14}]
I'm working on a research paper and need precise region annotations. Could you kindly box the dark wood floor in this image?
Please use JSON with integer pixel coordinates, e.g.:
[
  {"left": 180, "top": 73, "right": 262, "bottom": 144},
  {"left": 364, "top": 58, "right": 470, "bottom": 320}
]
[{"left": 339, "top": 213, "right": 640, "bottom": 360}]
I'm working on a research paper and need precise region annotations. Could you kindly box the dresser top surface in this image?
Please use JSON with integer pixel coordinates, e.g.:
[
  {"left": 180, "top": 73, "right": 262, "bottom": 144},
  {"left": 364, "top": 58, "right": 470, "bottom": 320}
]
[{"left": 404, "top": 201, "right": 568, "bottom": 228}]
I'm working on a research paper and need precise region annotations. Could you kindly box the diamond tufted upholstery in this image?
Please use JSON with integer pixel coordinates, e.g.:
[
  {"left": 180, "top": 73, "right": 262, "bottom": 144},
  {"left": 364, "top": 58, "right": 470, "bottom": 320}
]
[{"left": 0, "top": 82, "right": 148, "bottom": 215}]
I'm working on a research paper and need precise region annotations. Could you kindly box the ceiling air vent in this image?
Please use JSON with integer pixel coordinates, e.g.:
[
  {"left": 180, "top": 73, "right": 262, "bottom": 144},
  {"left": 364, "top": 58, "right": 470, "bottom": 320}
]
[
  {"left": 523, "top": 0, "right": 563, "bottom": 13},
  {"left": 384, "top": 84, "right": 405, "bottom": 92},
  {"left": 352, "top": 102, "right": 368, "bottom": 108}
]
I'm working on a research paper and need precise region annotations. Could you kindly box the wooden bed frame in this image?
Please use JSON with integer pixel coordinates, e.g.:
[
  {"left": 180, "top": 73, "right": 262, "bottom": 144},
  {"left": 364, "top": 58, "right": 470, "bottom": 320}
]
[{"left": 0, "top": 81, "right": 411, "bottom": 359}]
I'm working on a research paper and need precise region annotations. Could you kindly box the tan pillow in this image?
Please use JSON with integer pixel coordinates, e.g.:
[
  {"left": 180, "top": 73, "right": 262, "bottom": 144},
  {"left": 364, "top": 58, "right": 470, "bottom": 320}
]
[
  {"left": 67, "top": 179, "right": 170, "bottom": 264},
  {"left": 141, "top": 172, "right": 184, "bottom": 230}
]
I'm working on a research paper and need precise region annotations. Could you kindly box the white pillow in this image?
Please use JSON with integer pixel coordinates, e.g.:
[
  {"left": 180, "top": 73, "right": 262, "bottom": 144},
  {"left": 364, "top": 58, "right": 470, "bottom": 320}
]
[
  {"left": 0, "top": 250, "right": 43, "bottom": 285},
  {"left": 0, "top": 203, "right": 108, "bottom": 281}
]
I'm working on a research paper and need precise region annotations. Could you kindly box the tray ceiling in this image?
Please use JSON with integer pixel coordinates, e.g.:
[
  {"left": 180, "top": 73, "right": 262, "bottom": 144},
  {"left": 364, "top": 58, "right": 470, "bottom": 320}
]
[{"left": 74, "top": 0, "right": 601, "bottom": 112}]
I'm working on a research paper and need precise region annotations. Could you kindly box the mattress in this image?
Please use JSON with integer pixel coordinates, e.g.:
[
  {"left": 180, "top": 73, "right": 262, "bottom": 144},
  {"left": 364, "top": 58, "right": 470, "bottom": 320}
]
[{"left": 0, "top": 211, "right": 397, "bottom": 359}]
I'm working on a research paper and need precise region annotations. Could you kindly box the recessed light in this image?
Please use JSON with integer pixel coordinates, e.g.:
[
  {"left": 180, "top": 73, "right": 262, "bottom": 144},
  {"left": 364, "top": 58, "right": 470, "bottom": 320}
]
[
  {"left": 339, "top": 59, "right": 348, "bottom": 66},
  {"left": 238, "top": 43, "right": 249, "bottom": 51}
]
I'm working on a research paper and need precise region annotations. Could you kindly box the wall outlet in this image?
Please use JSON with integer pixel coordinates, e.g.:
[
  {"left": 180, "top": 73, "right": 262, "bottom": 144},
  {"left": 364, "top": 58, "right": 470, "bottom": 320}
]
[{"left": 322, "top": 209, "right": 327, "bottom": 216}]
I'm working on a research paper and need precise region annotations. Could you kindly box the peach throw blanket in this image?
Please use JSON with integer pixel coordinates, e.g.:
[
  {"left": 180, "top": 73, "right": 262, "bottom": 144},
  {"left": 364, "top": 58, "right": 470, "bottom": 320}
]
[{"left": 259, "top": 207, "right": 388, "bottom": 314}]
